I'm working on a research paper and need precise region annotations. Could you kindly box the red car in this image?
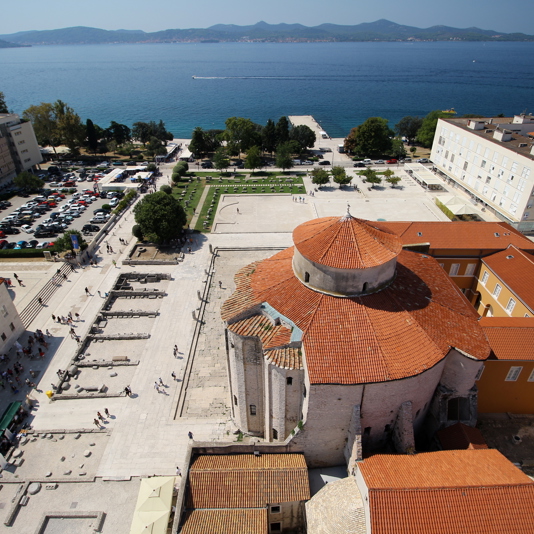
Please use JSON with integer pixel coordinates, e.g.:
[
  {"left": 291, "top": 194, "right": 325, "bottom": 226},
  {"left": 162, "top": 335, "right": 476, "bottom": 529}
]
[
  {"left": 77, "top": 200, "right": 88, "bottom": 206},
  {"left": 0, "top": 239, "right": 7, "bottom": 248},
  {"left": 47, "top": 201, "right": 57, "bottom": 208},
  {"left": 51, "top": 193, "right": 66, "bottom": 199},
  {"left": 386, "top": 159, "right": 398, "bottom": 164}
]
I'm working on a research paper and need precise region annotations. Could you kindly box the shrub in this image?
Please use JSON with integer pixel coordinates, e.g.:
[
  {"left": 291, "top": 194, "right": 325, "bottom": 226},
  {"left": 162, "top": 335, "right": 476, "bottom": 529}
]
[
  {"left": 132, "top": 224, "right": 143, "bottom": 239},
  {"left": 160, "top": 185, "right": 172, "bottom": 194},
  {"left": 102, "top": 204, "right": 111, "bottom": 211}
]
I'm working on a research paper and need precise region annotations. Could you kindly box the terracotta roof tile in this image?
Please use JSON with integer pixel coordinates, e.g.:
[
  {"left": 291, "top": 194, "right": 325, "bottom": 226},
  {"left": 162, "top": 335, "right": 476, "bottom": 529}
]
[
  {"left": 359, "top": 449, "right": 530, "bottom": 488},
  {"left": 293, "top": 216, "right": 402, "bottom": 269},
  {"left": 480, "top": 317, "right": 534, "bottom": 361},
  {"left": 266, "top": 348, "right": 303, "bottom": 370},
  {"left": 228, "top": 315, "right": 292, "bottom": 350},
  {"left": 180, "top": 509, "right": 266, "bottom": 534},
  {"left": 368, "top": 485, "right": 534, "bottom": 534},
  {"left": 436, "top": 423, "right": 488, "bottom": 450},
  {"left": 222, "top": 247, "right": 490, "bottom": 385},
  {"left": 187, "top": 454, "right": 309, "bottom": 509},
  {"left": 483, "top": 246, "right": 534, "bottom": 310},
  {"left": 379, "top": 221, "right": 534, "bottom": 251}
]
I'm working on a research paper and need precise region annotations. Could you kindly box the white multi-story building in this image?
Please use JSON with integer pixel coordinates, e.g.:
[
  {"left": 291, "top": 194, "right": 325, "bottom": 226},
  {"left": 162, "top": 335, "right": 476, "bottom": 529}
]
[
  {"left": 0, "top": 114, "right": 42, "bottom": 187},
  {"left": 0, "top": 281, "right": 24, "bottom": 354},
  {"left": 431, "top": 114, "right": 534, "bottom": 233}
]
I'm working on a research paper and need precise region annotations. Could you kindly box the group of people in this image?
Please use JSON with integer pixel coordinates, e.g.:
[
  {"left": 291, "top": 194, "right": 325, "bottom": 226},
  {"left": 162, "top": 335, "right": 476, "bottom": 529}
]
[
  {"left": 0, "top": 362, "right": 37, "bottom": 392},
  {"left": 93, "top": 408, "right": 111, "bottom": 428},
  {"left": 51, "top": 312, "right": 79, "bottom": 326}
]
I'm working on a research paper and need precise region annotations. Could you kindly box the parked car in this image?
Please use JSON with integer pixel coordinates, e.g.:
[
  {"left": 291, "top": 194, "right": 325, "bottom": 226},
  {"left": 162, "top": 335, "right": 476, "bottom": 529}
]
[
  {"left": 109, "top": 198, "right": 119, "bottom": 207},
  {"left": 21, "top": 225, "right": 34, "bottom": 234},
  {"left": 386, "top": 159, "right": 398, "bottom": 164},
  {"left": 0, "top": 239, "right": 8, "bottom": 249},
  {"left": 318, "top": 160, "right": 330, "bottom": 165},
  {"left": 36, "top": 241, "right": 50, "bottom": 249},
  {"left": 14, "top": 240, "right": 28, "bottom": 249},
  {"left": 28, "top": 240, "right": 39, "bottom": 248},
  {"left": 417, "top": 158, "right": 430, "bottom": 163},
  {"left": 82, "top": 224, "right": 100, "bottom": 233},
  {"left": 375, "top": 160, "right": 385, "bottom": 164},
  {"left": 353, "top": 162, "right": 366, "bottom": 167}
]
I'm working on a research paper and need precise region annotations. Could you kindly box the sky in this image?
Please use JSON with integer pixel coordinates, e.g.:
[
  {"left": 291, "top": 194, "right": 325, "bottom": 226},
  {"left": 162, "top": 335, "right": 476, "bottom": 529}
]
[{"left": 1, "top": 0, "right": 533, "bottom": 36}]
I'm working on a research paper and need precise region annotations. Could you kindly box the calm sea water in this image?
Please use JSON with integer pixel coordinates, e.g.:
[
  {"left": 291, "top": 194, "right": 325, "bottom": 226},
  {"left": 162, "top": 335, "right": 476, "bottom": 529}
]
[{"left": 1, "top": 41, "right": 534, "bottom": 138}]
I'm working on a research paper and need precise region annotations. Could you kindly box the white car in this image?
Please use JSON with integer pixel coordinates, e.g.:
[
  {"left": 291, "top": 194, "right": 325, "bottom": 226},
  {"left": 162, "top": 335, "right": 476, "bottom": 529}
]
[
  {"left": 82, "top": 195, "right": 94, "bottom": 203},
  {"left": 109, "top": 198, "right": 119, "bottom": 207},
  {"left": 59, "top": 205, "right": 70, "bottom": 212},
  {"left": 36, "top": 242, "right": 49, "bottom": 249},
  {"left": 21, "top": 225, "right": 34, "bottom": 233}
]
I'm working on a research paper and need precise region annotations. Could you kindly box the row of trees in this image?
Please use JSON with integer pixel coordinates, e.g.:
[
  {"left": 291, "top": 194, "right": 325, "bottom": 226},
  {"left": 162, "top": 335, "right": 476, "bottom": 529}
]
[{"left": 21, "top": 99, "right": 173, "bottom": 157}]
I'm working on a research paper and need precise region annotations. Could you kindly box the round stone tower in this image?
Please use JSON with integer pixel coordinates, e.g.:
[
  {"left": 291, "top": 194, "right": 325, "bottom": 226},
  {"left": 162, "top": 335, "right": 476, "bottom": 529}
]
[{"left": 292, "top": 209, "right": 402, "bottom": 297}]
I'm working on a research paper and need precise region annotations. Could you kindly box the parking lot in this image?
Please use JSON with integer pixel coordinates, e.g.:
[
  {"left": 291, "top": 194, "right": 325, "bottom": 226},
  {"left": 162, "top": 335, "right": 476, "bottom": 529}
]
[{"left": 0, "top": 170, "right": 127, "bottom": 250}]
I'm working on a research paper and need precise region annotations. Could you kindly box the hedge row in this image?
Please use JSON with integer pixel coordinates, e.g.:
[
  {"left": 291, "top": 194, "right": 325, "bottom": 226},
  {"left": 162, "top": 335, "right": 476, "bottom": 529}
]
[
  {"left": 0, "top": 249, "right": 47, "bottom": 258},
  {"left": 113, "top": 190, "right": 138, "bottom": 214}
]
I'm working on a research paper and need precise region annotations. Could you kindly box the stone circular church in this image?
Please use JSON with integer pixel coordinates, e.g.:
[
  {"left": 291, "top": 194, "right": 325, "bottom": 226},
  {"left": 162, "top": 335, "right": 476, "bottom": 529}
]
[{"left": 221, "top": 212, "right": 490, "bottom": 466}]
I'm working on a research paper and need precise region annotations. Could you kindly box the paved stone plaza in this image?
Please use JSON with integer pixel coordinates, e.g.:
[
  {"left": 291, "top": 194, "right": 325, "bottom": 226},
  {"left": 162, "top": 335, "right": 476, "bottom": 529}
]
[{"left": 0, "top": 157, "right": 497, "bottom": 532}]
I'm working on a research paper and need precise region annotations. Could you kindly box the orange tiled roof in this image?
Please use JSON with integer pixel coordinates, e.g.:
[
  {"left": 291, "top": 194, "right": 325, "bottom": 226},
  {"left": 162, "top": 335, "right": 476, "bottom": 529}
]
[
  {"left": 266, "top": 347, "right": 303, "bottom": 369},
  {"left": 436, "top": 423, "right": 488, "bottom": 450},
  {"left": 187, "top": 454, "right": 309, "bottom": 509},
  {"left": 368, "top": 485, "right": 534, "bottom": 534},
  {"left": 293, "top": 216, "right": 402, "bottom": 269},
  {"left": 228, "top": 315, "right": 292, "bottom": 350},
  {"left": 479, "top": 316, "right": 534, "bottom": 361},
  {"left": 379, "top": 221, "right": 533, "bottom": 251},
  {"left": 359, "top": 449, "right": 530, "bottom": 488},
  {"left": 222, "top": 247, "right": 490, "bottom": 385},
  {"left": 483, "top": 246, "right": 534, "bottom": 310},
  {"left": 180, "top": 509, "right": 266, "bottom": 534}
]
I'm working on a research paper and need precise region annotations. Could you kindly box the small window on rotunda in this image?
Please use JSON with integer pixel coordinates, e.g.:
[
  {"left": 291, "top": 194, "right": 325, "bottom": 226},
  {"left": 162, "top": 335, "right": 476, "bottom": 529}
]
[
  {"left": 250, "top": 404, "right": 256, "bottom": 415},
  {"left": 272, "top": 428, "right": 278, "bottom": 440},
  {"left": 362, "top": 282, "right": 368, "bottom": 293},
  {"left": 304, "top": 272, "right": 310, "bottom": 283},
  {"left": 287, "top": 377, "right": 293, "bottom": 385},
  {"left": 234, "top": 395, "right": 238, "bottom": 406}
]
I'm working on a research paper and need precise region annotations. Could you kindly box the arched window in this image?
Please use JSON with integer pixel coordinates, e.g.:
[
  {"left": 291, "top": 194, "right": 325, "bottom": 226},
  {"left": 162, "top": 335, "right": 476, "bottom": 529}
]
[
  {"left": 304, "top": 272, "right": 310, "bottom": 283},
  {"left": 362, "top": 282, "right": 368, "bottom": 293}
]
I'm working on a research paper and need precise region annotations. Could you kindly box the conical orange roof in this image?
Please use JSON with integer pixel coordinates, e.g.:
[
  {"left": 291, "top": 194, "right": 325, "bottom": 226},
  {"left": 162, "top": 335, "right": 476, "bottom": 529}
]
[{"left": 293, "top": 214, "right": 402, "bottom": 270}]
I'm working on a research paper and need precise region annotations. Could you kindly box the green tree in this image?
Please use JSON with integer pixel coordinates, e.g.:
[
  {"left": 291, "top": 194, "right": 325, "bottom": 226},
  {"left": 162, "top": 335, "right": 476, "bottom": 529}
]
[
  {"left": 105, "top": 121, "right": 131, "bottom": 146},
  {"left": 145, "top": 136, "right": 166, "bottom": 158},
  {"left": 332, "top": 166, "right": 351, "bottom": 187},
  {"left": 416, "top": 110, "right": 453, "bottom": 148},
  {"left": 289, "top": 125, "right": 316, "bottom": 153},
  {"left": 275, "top": 142, "right": 293, "bottom": 171},
  {"left": 410, "top": 146, "right": 417, "bottom": 156},
  {"left": 245, "top": 145, "right": 262, "bottom": 172},
  {"left": 390, "top": 138, "right": 407, "bottom": 159},
  {"left": 133, "top": 191, "right": 187, "bottom": 244},
  {"left": 14, "top": 171, "right": 44, "bottom": 193},
  {"left": 52, "top": 230, "right": 86, "bottom": 253},
  {"left": 262, "top": 119, "right": 277, "bottom": 154},
  {"left": 85, "top": 119, "right": 99, "bottom": 154},
  {"left": 53, "top": 100, "right": 85, "bottom": 153},
  {"left": 146, "top": 163, "right": 157, "bottom": 172},
  {"left": 310, "top": 168, "right": 330, "bottom": 186},
  {"left": 132, "top": 224, "right": 143, "bottom": 240},
  {"left": 276, "top": 116, "right": 290, "bottom": 145},
  {"left": 224, "top": 117, "right": 261, "bottom": 156},
  {"left": 160, "top": 184, "right": 172, "bottom": 194},
  {"left": 395, "top": 116, "right": 423, "bottom": 145},
  {"left": 189, "top": 127, "right": 208, "bottom": 157},
  {"left": 132, "top": 122, "right": 152, "bottom": 145},
  {"left": 213, "top": 147, "right": 230, "bottom": 173},
  {"left": 386, "top": 175, "right": 401, "bottom": 188},
  {"left": 0, "top": 92, "right": 8, "bottom": 113},
  {"left": 23, "top": 102, "right": 59, "bottom": 150},
  {"left": 344, "top": 117, "right": 393, "bottom": 158},
  {"left": 361, "top": 168, "right": 382, "bottom": 188}
]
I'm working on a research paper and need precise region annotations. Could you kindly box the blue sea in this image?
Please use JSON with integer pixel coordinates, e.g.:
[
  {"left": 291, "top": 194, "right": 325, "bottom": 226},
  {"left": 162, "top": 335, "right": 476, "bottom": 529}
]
[{"left": 1, "top": 41, "right": 534, "bottom": 138}]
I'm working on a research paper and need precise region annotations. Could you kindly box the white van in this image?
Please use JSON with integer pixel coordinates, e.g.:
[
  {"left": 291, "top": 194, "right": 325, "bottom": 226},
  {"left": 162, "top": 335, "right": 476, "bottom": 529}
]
[{"left": 362, "top": 159, "right": 372, "bottom": 165}]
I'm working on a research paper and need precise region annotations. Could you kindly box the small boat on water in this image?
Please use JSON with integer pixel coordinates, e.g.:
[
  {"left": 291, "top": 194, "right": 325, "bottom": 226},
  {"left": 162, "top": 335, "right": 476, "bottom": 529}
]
[{"left": 442, "top": 108, "right": 457, "bottom": 114}]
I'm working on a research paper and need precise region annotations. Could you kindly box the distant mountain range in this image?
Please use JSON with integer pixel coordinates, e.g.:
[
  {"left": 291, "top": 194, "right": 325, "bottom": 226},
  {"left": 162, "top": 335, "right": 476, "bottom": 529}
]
[{"left": 1, "top": 20, "right": 533, "bottom": 45}]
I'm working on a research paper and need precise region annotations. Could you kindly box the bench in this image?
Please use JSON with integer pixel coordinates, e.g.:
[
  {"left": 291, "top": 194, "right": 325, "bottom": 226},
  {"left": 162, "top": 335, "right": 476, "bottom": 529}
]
[{"left": 112, "top": 356, "right": 129, "bottom": 362}]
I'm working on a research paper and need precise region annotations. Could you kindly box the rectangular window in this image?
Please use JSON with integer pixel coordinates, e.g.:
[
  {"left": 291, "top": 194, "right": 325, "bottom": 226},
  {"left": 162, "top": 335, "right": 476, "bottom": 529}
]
[
  {"left": 463, "top": 161, "right": 468, "bottom": 171},
  {"left": 505, "top": 366, "right": 522, "bottom": 382},
  {"left": 272, "top": 428, "right": 278, "bottom": 440},
  {"left": 0, "top": 333, "right": 5, "bottom": 341},
  {"left": 233, "top": 395, "right": 238, "bottom": 406},
  {"left": 475, "top": 365, "right": 485, "bottom": 381},
  {"left": 271, "top": 505, "right": 281, "bottom": 514},
  {"left": 270, "top": 523, "right": 282, "bottom": 533},
  {"left": 506, "top": 298, "right": 516, "bottom": 314},
  {"left": 528, "top": 369, "right": 534, "bottom": 382},
  {"left": 465, "top": 264, "right": 476, "bottom": 276},
  {"left": 1, "top": 305, "right": 7, "bottom": 318},
  {"left": 493, "top": 284, "right": 502, "bottom": 298},
  {"left": 449, "top": 263, "right": 460, "bottom": 276},
  {"left": 250, "top": 404, "right": 256, "bottom": 415},
  {"left": 9, "top": 322, "right": 14, "bottom": 331},
  {"left": 286, "top": 377, "right": 293, "bottom": 385}
]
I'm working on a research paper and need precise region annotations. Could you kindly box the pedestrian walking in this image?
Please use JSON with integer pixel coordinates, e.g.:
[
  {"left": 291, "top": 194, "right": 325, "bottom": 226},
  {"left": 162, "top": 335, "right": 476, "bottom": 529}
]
[
  {"left": 16, "top": 278, "right": 23, "bottom": 286},
  {"left": 112, "top": 260, "right": 117, "bottom": 267},
  {"left": 38, "top": 349, "right": 45, "bottom": 359},
  {"left": 176, "top": 467, "right": 182, "bottom": 477},
  {"left": 97, "top": 411, "right": 105, "bottom": 421},
  {"left": 68, "top": 312, "right": 73, "bottom": 320},
  {"left": 171, "top": 371, "right": 177, "bottom": 381},
  {"left": 13, "top": 273, "right": 18, "bottom": 280},
  {"left": 85, "top": 287, "right": 90, "bottom": 296},
  {"left": 93, "top": 419, "right": 101, "bottom": 429},
  {"left": 51, "top": 314, "right": 56, "bottom": 322},
  {"left": 188, "top": 431, "right": 193, "bottom": 440},
  {"left": 75, "top": 313, "right": 80, "bottom": 321},
  {"left": 104, "top": 408, "right": 110, "bottom": 417},
  {"left": 218, "top": 281, "right": 222, "bottom": 288},
  {"left": 62, "top": 273, "right": 67, "bottom": 280},
  {"left": 158, "top": 377, "right": 164, "bottom": 386},
  {"left": 98, "top": 291, "right": 102, "bottom": 297},
  {"left": 38, "top": 297, "right": 43, "bottom": 305}
]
